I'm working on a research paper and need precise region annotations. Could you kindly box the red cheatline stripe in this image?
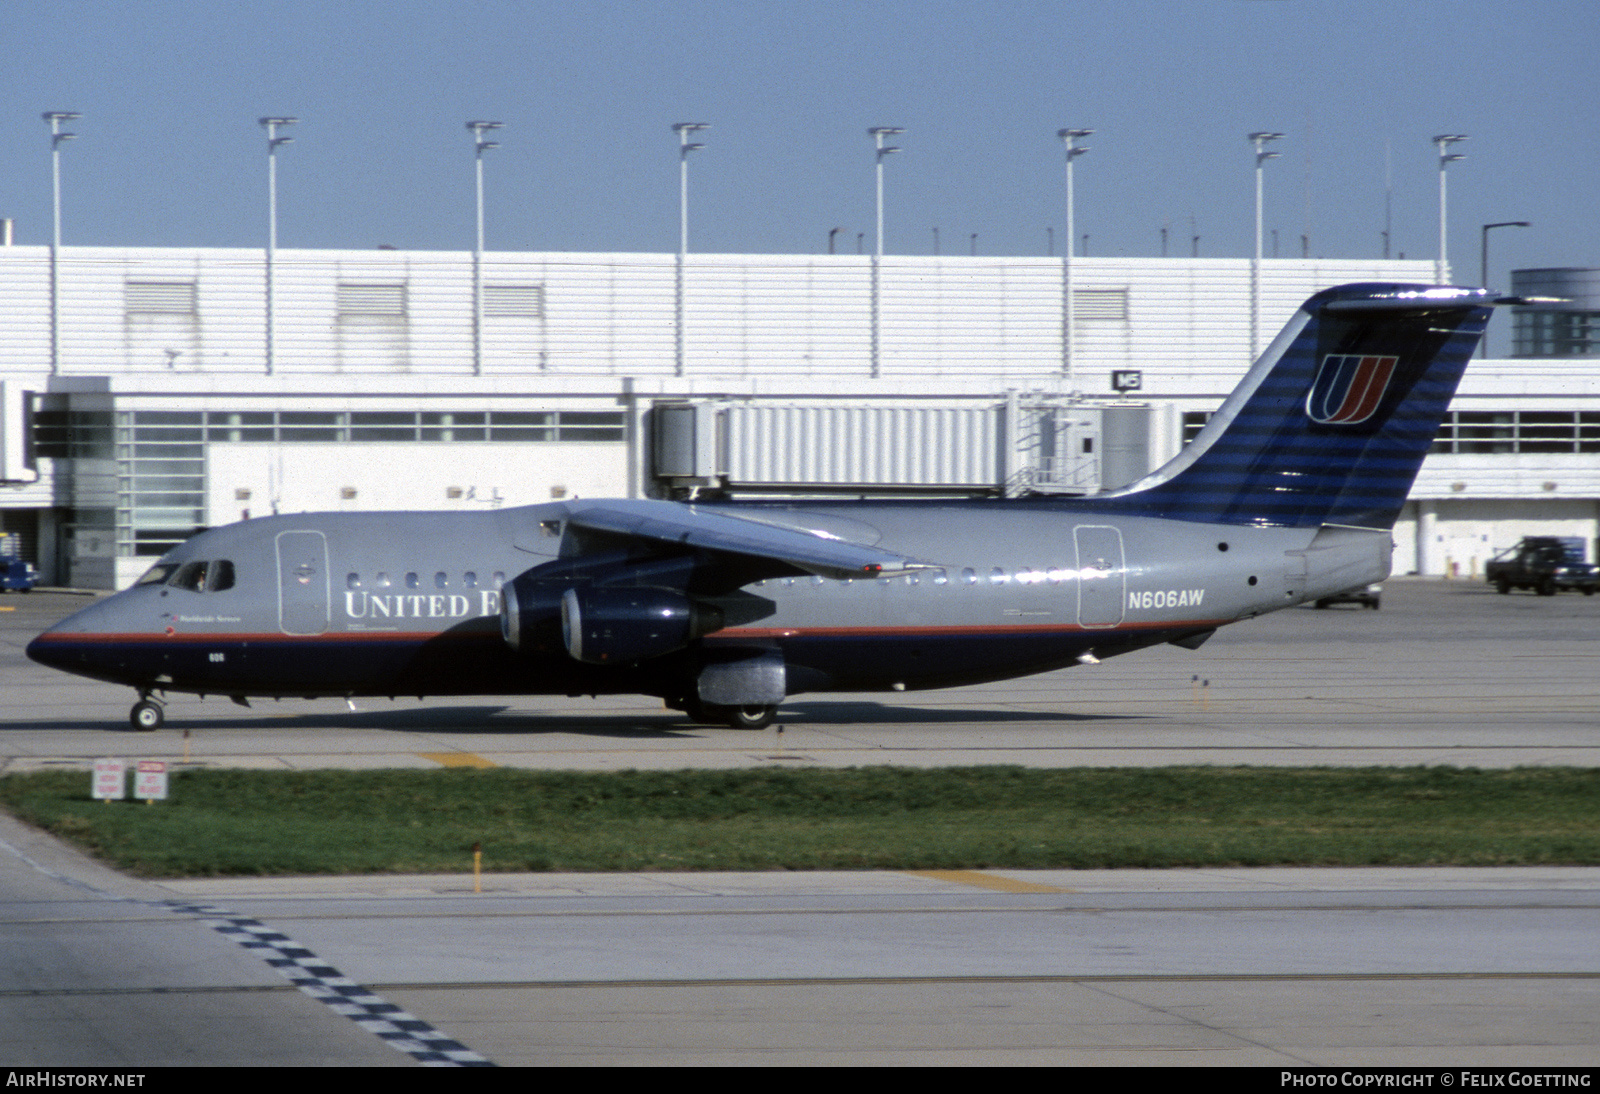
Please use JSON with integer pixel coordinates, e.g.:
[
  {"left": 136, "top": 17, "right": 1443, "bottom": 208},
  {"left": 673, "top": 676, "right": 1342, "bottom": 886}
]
[
  {"left": 40, "top": 618, "right": 1228, "bottom": 645},
  {"left": 718, "top": 619, "right": 1225, "bottom": 638}
]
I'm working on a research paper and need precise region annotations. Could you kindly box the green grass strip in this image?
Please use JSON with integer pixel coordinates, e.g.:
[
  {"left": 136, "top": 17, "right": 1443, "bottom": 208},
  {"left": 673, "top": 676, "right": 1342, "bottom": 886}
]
[{"left": 1, "top": 766, "right": 1597, "bottom": 877}]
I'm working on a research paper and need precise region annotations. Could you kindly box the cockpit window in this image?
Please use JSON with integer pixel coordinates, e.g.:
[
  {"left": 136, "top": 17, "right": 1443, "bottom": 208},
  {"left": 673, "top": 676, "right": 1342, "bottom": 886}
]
[
  {"left": 158, "top": 559, "right": 235, "bottom": 592},
  {"left": 206, "top": 560, "right": 235, "bottom": 592},
  {"left": 168, "top": 561, "right": 209, "bottom": 592},
  {"left": 136, "top": 563, "right": 177, "bottom": 586}
]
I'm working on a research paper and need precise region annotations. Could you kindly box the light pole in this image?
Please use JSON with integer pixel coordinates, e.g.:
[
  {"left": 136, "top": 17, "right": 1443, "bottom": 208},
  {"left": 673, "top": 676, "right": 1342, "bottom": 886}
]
[
  {"left": 1056, "top": 129, "right": 1092, "bottom": 378},
  {"left": 466, "top": 121, "right": 503, "bottom": 376},
  {"left": 1249, "top": 132, "right": 1283, "bottom": 360},
  {"left": 260, "top": 117, "right": 297, "bottom": 375},
  {"left": 1434, "top": 134, "right": 1467, "bottom": 284},
  {"left": 43, "top": 111, "right": 79, "bottom": 375},
  {"left": 1480, "top": 220, "right": 1530, "bottom": 356},
  {"left": 868, "top": 127, "right": 902, "bottom": 379},
  {"left": 672, "top": 122, "right": 708, "bottom": 377}
]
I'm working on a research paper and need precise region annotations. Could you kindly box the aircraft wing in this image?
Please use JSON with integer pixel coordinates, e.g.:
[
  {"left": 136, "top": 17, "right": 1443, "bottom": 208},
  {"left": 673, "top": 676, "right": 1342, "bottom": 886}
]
[{"left": 561, "top": 498, "right": 926, "bottom": 580}]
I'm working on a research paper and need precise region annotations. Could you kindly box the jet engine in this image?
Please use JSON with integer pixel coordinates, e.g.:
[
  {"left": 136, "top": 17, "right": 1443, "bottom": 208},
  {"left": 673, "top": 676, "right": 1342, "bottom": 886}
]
[
  {"left": 499, "top": 571, "right": 724, "bottom": 664},
  {"left": 559, "top": 585, "right": 723, "bottom": 664},
  {"left": 498, "top": 576, "right": 567, "bottom": 654}
]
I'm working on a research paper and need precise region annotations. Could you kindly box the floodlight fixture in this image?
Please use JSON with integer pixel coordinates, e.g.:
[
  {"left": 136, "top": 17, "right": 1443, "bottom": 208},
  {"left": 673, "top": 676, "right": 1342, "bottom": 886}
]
[
  {"left": 259, "top": 116, "right": 299, "bottom": 374},
  {"left": 673, "top": 123, "right": 711, "bottom": 375},
  {"left": 1434, "top": 134, "right": 1469, "bottom": 283},
  {"left": 1479, "top": 220, "right": 1531, "bottom": 355},
  {"left": 1058, "top": 127, "right": 1094, "bottom": 376},
  {"left": 43, "top": 111, "right": 81, "bottom": 374},
  {"left": 467, "top": 120, "right": 505, "bottom": 375},
  {"left": 1249, "top": 132, "right": 1285, "bottom": 357},
  {"left": 868, "top": 127, "right": 905, "bottom": 377}
]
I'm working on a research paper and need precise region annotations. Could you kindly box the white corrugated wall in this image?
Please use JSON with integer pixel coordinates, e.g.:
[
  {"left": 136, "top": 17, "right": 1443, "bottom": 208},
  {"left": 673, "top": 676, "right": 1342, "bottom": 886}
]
[{"left": 0, "top": 246, "right": 1436, "bottom": 381}]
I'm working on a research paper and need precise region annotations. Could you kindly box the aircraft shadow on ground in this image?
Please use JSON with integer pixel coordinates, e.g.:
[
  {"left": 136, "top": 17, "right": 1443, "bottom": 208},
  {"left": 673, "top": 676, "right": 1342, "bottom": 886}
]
[
  {"left": 0, "top": 706, "right": 696, "bottom": 739},
  {"left": 0, "top": 700, "right": 1138, "bottom": 736},
  {"left": 773, "top": 701, "right": 1137, "bottom": 725}
]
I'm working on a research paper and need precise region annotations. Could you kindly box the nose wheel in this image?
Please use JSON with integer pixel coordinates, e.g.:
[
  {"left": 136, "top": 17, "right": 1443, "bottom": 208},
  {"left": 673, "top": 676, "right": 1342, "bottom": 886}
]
[{"left": 130, "top": 696, "right": 165, "bottom": 731}]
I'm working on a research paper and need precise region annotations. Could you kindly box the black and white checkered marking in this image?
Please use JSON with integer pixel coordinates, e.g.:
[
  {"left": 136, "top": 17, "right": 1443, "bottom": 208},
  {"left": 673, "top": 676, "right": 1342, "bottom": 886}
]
[
  {"left": 0, "top": 834, "right": 494, "bottom": 1065},
  {"left": 166, "top": 901, "right": 495, "bottom": 1068}
]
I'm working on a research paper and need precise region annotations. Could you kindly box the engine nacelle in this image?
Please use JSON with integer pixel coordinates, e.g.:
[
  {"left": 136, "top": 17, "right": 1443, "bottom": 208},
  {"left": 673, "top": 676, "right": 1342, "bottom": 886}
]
[
  {"left": 560, "top": 585, "right": 723, "bottom": 664},
  {"left": 499, "top": 575, "right": 567, "bottom": 654}
]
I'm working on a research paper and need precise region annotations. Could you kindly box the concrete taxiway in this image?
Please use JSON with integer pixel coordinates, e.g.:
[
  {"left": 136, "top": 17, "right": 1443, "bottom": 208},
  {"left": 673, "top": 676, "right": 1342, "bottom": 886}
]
[
  {"left": 3, "top": 578, "right": 1600, "bottom": 770},
  {"left": 3, "top": 811, "right": 1596, "bottom": 1067},
  {"left": 2, "top": 579, "right": 1598, "bottom": 1065}
]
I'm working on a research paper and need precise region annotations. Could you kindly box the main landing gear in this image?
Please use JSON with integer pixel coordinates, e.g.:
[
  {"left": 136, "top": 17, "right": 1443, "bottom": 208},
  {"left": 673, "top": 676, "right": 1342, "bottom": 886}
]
[
  {"left": 674, "top": 699, "right": 780, "bottom": 729},
  {"left": 712, "top": 704, "right": 778, "bottom": 730},
  {"left": 130, "top": 693, "right": 165, "bottom": 731}
]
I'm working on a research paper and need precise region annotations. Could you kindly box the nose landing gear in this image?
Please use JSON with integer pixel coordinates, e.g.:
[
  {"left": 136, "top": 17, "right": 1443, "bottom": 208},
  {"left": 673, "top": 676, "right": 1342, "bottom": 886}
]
[{"left": 130, "top": 692, "right": 165, "bottom": 731}]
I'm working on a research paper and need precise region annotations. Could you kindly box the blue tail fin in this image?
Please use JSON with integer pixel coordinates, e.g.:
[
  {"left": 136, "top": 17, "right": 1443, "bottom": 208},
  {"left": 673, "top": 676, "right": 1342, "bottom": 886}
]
[{"left": 1093, "top": 283, "right": 1494, "bottom": 529}]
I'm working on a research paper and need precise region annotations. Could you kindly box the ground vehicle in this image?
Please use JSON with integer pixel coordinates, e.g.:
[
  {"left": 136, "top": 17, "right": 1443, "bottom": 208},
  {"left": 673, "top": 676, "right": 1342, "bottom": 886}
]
[
  {"left": 1486, "top": 537, "right": 1599, "bottom": 596},
  {"left": 1313, "top": 583, "right": 1382, "bottom": 609},
  {"left": 0, "top": 535, "right": 36, "bottom": 593}
]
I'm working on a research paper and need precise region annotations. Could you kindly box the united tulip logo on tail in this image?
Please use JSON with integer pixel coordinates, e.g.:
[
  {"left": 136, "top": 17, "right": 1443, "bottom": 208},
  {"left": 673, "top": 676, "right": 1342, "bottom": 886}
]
[{"left": 1307, "top": 354, "right": 1400, "bottom": 425}]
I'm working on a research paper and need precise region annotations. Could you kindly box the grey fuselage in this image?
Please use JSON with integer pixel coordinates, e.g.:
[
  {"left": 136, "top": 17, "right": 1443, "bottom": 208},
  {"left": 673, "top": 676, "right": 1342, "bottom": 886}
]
[{"left": 28, "top": 498, "right": 1390, "bottom": 703}]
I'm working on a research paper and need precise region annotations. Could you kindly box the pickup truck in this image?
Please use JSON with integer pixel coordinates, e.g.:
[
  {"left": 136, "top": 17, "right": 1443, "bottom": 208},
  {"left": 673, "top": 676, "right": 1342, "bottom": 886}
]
[{"left": 1485, "top": 537, "right": 1600, "bottom": 596}]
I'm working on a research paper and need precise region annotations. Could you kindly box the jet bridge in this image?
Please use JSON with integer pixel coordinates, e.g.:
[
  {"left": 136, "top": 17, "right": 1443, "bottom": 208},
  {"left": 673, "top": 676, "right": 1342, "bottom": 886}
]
[{"left": 651, "top": 397, "right": 1163, "bottom": 500}]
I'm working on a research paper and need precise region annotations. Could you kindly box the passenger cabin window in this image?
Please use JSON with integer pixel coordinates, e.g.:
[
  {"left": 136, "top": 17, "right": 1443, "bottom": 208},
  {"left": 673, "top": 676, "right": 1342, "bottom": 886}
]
[
  {"left": 463, "top": 572, "right": 478, "bottom": 588},
  {"left": 405, "top": 572, "right": 420, "bottom": 589},
  {"left": 375, "top": 572, "right": 392, "bottom": 588},
  {"left": 434, "top": 571, "right": 448, "bottom": 589},
  {"left": 347, "top": 573, "right": 361, "bottom": 590}
]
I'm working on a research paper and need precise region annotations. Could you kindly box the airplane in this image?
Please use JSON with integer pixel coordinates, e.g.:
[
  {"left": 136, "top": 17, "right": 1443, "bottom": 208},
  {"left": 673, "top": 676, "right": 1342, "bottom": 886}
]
[{"left": 29, "top": 283, "right": 1507, "bottom": 732}]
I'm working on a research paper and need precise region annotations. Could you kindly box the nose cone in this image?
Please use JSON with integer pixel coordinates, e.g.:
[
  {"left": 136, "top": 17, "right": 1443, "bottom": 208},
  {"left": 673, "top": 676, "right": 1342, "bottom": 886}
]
[
  {"left": 27, "top": 625, "right": 79, "bottom": 674},
  {"left": 26, "top": 595, "right": 132, "bottom": 680},
  {"left": 27, "top": 605, "right": 91, "bottom": 672},
  {"left": 25, "top": 628, "right": 58, "bottom": 667}
]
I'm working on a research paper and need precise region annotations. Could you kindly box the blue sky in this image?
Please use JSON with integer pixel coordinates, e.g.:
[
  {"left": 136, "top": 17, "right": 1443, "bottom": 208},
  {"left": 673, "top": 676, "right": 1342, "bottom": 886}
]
[{"left": 2, "top": 0, "right": 1594, "bottom": 286}]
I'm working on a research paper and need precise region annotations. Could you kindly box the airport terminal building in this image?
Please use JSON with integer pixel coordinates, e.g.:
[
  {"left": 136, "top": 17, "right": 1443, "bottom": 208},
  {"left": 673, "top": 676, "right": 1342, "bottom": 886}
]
[{"left": 0, "top": 242, "right": 1595, "bottom": 589}]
